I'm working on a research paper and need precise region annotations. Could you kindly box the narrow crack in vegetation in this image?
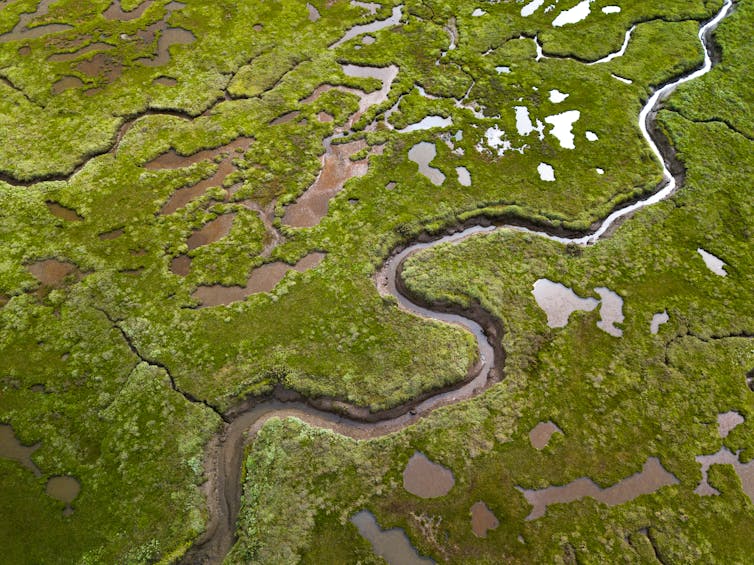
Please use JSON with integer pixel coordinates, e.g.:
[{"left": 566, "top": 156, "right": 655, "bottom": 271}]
[
  {"left": 94, "top": 306, "right": 230, "bottom": 424},
  {"left": 646, "top": 528, "right": 670, "bottom": 565},
  {"left": 674, "top": 111, "right": 754, "bottom": 141},
  {"left": 0, "top": 74, "right": 41, "bottom": 108}
]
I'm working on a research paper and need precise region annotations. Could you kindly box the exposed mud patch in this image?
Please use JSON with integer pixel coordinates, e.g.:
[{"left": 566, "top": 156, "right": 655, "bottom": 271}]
[
  {"left": 171, "top": 254, "right": 192, "bottom": 276},
  {"left": 27, "top": 259, "right": 79, "bottom": 287},
  {"left": 46, "top": 201, "right": 82, "bottom": 221},
  {"left": 52, "top": 75, "right": 83, "bottom": 94}
]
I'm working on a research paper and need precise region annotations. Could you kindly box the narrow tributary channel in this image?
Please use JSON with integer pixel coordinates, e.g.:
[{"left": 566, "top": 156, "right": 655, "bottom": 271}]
[{"left": 181, "top": 2, "right": 734, "bottom": 562}]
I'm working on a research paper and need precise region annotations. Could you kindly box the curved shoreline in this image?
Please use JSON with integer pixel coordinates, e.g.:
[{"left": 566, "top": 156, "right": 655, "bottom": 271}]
[{"left": 180, "top": 2, "right": 734, "bottom": 563}]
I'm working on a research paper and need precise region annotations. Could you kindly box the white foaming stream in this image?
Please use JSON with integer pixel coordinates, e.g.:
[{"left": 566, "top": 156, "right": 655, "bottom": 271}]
[
  {"left": 588, "top": 25, "right": 636, "bottom": 65},
  {"left": 582, "top": 0, "right": 732, "bottom": 244}
]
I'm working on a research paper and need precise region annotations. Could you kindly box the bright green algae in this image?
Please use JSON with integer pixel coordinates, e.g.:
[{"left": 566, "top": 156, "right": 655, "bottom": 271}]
[{"left": 1, "top": 0, "right": 751, "bottom": 563}]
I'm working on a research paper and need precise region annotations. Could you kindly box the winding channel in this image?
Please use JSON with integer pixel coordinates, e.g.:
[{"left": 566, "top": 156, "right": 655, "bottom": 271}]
[{"left": 181, "top": 2, "right": 734, "bottom": 562}]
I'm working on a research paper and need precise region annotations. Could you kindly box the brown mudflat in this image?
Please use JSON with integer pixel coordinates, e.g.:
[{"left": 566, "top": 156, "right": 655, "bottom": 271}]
[
  {"left": 75, "top": 52, "right": 123, "bottom": 83},
  {"left": 52, "top": 76, "right": 84, "bottom": 94},
  {"left": 187, "top": 213, "right": 236, "bottom": 250},
  {"left": 27, "top": 259, "right": 78, "bottom": 287},
  {"left": 98, "top": 228, "right": 124, "bottom": 240},
  {"left": 145, "top": 137, "right": 252, "bottom": 214},
  {"left": 0, "top": 0, "right": 72, "bottom": 42},
  {"left": 137, "top": 27, "right": 195, "bottom": 67},
  {"left": 103, "top": 0, "right": 154, "bottom": 21},
  {"left": 282, "top": 139, "right": 368, "bottom": 228},
  {"left": 270, "top": 111, "right": 300, "bottom": 126},
  {"left": 154, "top": 76, "right": 177, "bottom": 86},
  {"left": 170, "top": 255, "right": 192, "bottom": 276},
  {"left": 46, "top": 202, "right": 82, "bottom": 221},
  {"left": 48, "top": 42, "right": 114, "bottom": 62}
]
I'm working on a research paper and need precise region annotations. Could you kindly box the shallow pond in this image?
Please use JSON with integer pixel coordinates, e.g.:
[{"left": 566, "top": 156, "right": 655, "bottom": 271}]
[
  {"left": 519, "top": 457, "right": 678, "bottom": 520},
  {"left": 537, "top": 162, "right": 555, "bottom": 182},
  {"left": 515, "top": 106, "right": 544, "bottom": 137},
  {"left": 306, "top": 2, "right": 320, "bottom": 22},
  {"left": 351, "top": 510, "right": 434, "bottom": 564},
  {"left": 529, "top": 421, "right": 562, "bottom": 450},
  {"left": 192, "top": 252, "right": 325, "bottom": 307},
  {"left": 594, "top": 287, "right": 624, "bottom": 337},
  {"left": 341, "top": 64, "right": 399, "bottom": 120},
  {"left": 46, "top": 201, "right": 82, "bottom": 221},
  {"left": 695, "top": 447, "right": 754, "bottom": 501},
  {"left": 697, "top": 248, "right": 727, "bottom": 276},
  {"left": 650, "top": 311, "right": 669, "bottom": 334},
  {"left": 399, "top": 115, "right": 453, "bottom": 133},
  {"left": 330, "top": 5, "right": 403, "bottom": 49},
  {"left": 187, "top": 213, "right": 236, "bottom": 250},
  {"left": 408, "top": 142, "right": 445, "bottom": 186},
  {"left": 456, "top": 166, "right": 471, "bottom": 186},
  {"left": 470, "top": 501, "right": 499, "bottom": 538},
  {"left": 544, "top": 110, "right": 580, "bottom": 149},
  {"left": 0, "top": 424, "right": 41, "bottom": 477},
  {"left": 532, "top": 279, "right": 598, "bottom": 328},
  {"left": 46, "top": 476, "right": 80, "bottom": 516},
  {"left": 717, "top": 411, "right": 744, "bottom": 438},
  {"left": 402, "top": 451, "right": 454, "bottom": 498},
  {"left": 521, "top": 0, "right": 545, "bottom": 17},
  {"left": 552, "top": 0, "right": 593, "bottom": 27}
]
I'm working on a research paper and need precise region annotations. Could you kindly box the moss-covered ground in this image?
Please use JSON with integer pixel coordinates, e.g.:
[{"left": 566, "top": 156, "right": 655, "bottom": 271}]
[{"left": 1, "top": 0, "right": 752, "bottom": 562}]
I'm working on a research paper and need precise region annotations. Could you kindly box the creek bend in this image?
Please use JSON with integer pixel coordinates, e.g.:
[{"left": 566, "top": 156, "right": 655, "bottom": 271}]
[{"left": 179, "top": 2, "right": 734, "bottom": 562}]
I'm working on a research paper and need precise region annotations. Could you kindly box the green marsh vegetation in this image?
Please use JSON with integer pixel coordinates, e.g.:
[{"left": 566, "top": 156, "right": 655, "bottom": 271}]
[{"left": 1, "top": 0, "right": 751, "bottom": 562}]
